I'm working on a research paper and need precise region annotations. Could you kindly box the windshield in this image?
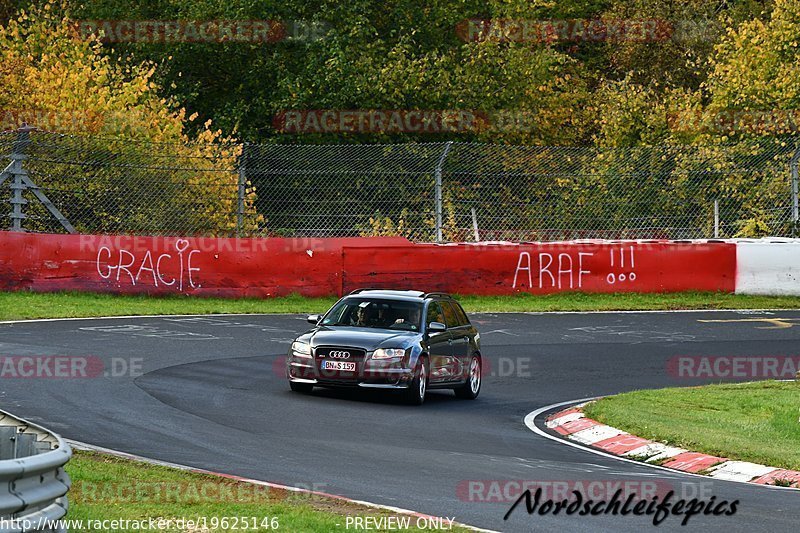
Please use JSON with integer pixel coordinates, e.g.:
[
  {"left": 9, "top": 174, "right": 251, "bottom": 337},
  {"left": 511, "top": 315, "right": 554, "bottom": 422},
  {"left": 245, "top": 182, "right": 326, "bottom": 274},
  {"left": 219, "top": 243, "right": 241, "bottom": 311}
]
[{"left": 321, "top": 298, "right": 423, "bottom": 331}]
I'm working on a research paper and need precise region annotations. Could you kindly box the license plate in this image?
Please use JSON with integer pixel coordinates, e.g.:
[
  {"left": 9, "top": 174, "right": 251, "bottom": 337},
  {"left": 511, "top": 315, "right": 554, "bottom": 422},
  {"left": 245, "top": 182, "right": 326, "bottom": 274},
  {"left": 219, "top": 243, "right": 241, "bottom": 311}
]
[{"left": 321, "top": 360, "right": 356, "bottom": 371}]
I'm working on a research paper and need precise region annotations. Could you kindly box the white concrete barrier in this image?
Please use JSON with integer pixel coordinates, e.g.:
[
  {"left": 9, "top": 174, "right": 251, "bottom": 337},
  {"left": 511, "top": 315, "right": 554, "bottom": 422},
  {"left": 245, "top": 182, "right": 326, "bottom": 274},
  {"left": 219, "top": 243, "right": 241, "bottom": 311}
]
[{"left": 736, "top": 240, "right": 800, "bottom": 295}]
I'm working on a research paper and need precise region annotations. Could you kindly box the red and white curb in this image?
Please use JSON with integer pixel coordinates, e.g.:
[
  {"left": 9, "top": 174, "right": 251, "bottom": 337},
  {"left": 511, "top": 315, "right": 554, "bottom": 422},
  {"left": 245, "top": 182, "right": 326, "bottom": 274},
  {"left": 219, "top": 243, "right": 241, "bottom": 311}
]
[
  {"left": 542, "top": 404, "right": 800, "bottom": 489},
  {"left": 68, "top": 440, "right": 498, "bottom": 533}
]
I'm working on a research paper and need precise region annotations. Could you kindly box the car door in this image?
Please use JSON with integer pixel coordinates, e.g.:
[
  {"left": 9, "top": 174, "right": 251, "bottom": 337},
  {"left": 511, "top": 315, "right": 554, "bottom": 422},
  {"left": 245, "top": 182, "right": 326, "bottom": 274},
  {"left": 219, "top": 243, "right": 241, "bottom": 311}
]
[
  {"left": 425, "top": 301, "right": 453, "bottom": 383},
  {"left": 443, "top": 301, "right": 470, "bottom": 380}
]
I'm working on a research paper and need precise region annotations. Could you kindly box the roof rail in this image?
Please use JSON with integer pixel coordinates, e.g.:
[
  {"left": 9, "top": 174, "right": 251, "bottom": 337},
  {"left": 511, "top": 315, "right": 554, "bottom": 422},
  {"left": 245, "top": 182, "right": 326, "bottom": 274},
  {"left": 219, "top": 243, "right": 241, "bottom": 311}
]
[
  {"left": 422, "top": 292, "right": 451, "bottom": 299},
  {"left": 349, "top": 288, "right": 431, "bottom": 297},
  {"left": 348, "top": 288, "right": 389, "bottom": 295}
]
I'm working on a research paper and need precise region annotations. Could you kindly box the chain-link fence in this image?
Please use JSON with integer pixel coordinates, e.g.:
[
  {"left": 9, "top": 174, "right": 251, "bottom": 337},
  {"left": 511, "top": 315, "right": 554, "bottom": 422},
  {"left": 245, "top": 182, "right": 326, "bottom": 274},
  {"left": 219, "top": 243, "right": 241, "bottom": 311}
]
[{"left": 2, "top": 129, "right": 798, "bottom": 241}]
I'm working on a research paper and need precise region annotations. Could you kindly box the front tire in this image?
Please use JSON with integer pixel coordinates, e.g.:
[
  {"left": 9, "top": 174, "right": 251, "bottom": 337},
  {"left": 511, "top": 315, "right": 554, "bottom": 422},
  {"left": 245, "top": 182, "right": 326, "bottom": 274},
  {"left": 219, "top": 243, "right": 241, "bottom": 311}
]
[
  {"left": 455, "top": 354, "right": 481, "bottom": 399},
  {"left": 404, "top": 357, "right": 428, "bottom": 405},
  {"left": 289, "top": 381, "right": 314, "bottom": 393}
]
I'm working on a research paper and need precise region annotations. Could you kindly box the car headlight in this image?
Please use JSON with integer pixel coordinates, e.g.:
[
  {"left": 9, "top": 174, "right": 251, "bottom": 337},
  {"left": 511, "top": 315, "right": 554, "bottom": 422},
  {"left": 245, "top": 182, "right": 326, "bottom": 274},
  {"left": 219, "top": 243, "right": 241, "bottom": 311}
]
[
  {"left": 372, "top": 348, "right": 405, "bottom": 360},
  {"left": 291, "top": 341, "right": 312, "bottom": 358}
]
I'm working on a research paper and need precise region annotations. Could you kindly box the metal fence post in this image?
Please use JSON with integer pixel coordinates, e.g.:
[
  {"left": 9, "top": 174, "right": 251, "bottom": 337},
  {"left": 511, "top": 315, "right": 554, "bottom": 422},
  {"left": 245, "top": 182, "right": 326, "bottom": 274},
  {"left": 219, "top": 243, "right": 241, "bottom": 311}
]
[
  {"left": 1, "top": 125, "right": 76, "bottom": 233},
  {"left": 471, "top": 207, "right": 480, "bottom": 242},
  {"left": 2, "top": 125, "right": 35, "bottom": 231},
  {"left": 713, "top": 199, "right": 719, "bottom": 238},
  {"left": 237, "top": 142, "right": 248, "bottom": 238},
  {"left": 792, "top": 146, "right": 800, "bottom": 237},
  {"left": 434, "top": 141, "right": 453, "bottom": 243},
  {"left": 9, "top": 163, "right": 25, "bottom": 231}
]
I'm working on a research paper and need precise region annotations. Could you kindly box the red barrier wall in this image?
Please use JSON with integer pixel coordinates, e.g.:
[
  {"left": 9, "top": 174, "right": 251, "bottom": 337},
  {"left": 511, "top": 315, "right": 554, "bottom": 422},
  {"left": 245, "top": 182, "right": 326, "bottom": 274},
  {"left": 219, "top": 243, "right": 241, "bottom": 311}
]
[
  {"left": 342, "top": 242, "right": 737, "bottom": 295},
  {"left": 0, "top": 232, "right": 737, "bottom": 297},
  {"left": 0, "top": 232, "right": 409, "bottom": 297}
]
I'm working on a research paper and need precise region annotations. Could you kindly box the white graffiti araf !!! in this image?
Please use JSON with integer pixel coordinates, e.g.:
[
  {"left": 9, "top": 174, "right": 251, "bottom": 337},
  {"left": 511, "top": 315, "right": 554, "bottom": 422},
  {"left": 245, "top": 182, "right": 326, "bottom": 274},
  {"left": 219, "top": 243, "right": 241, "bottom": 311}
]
[
  {"left": 512, "top": 247, "right": 640, "bottom": 290},
  {"left": 96, "top": 239, "right": 201, "bottom": 291}
]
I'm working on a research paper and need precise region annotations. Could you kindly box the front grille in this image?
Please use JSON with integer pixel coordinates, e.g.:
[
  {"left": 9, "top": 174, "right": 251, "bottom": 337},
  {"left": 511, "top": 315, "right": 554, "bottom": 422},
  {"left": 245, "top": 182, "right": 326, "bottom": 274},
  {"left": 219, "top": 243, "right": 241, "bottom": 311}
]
[
  {"left": 315, "top": 347, "right": 367, "bottom": 361},
  {"left": 315, "top": 346, "right": 366, "bottom": 380}
]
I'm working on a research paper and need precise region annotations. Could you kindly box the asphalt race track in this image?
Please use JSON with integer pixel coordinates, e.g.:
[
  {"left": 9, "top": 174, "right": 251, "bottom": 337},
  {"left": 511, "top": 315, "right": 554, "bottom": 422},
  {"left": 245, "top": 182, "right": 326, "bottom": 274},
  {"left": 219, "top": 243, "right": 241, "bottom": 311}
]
[{"left": 1, "top": 310, "right": 799, "bottom": 532}]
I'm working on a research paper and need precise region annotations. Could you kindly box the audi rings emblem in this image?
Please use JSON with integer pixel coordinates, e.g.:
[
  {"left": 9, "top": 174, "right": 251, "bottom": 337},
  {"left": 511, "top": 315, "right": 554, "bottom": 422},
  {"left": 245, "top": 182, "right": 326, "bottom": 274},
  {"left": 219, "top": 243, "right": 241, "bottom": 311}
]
[{"left": 328, "top": 351, "right": 351, "bottom": 359}]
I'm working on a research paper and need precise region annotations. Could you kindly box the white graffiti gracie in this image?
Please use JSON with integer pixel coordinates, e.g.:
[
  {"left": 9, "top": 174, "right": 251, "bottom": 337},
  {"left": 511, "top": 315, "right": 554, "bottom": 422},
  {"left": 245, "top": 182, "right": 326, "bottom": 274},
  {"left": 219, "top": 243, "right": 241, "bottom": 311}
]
[{"left": 96, "top": 239, "right": 201, "bottom": 291}]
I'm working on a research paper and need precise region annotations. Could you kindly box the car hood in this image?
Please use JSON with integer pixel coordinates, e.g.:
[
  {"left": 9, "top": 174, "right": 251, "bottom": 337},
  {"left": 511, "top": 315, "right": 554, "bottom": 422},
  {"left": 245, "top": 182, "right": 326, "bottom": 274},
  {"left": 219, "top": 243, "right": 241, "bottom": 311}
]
[{"left": 300, "top": 326, "right": 419, "bottom": 350}]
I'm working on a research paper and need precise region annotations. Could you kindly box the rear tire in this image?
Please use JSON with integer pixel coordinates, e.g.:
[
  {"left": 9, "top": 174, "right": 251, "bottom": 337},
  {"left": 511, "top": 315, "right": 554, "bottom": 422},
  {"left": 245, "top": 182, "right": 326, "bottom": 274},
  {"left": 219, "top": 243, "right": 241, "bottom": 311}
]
[
  {"left": 404, "top": 357, "right": 428, "bottom": 405},
  {"left": 289, "top": 381, "right": 314, "bottom": 393},
  {"left": 454, "top": 354, "right": 481, "bottom": 400}
]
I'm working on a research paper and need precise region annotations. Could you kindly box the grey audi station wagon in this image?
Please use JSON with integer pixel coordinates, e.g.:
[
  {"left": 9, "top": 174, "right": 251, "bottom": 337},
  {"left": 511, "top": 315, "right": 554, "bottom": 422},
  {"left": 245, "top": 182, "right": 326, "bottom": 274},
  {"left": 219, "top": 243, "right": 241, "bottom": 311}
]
[{"left": 286, "top": 289, "right": 482, "bottom": 405}]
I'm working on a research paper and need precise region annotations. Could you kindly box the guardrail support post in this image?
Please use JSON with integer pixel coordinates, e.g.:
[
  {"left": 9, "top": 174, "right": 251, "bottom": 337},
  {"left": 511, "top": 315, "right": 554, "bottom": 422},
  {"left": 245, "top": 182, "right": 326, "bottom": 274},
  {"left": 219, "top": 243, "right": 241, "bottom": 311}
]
[{"left": 434, "top": 141, "right": 453, "bottom": 243}]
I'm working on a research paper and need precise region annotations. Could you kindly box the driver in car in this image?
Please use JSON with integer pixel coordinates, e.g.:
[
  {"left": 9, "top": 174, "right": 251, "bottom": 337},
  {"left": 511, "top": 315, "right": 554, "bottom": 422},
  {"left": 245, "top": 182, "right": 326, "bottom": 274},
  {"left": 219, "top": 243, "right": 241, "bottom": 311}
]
[
  {"left": 394, "top": 307, "right": 421, "bottom": 330},
  {"left": 374, "top": 306, "right": 391, "bottom": 327}
]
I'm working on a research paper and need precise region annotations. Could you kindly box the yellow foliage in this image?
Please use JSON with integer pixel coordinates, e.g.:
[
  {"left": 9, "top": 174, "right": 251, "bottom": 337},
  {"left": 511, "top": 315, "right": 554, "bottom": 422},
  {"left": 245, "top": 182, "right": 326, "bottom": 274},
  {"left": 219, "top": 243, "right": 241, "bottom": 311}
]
[
  {"left": 360, "top": 209, "right": 419, "bottom": 238},
  {"left": 706, "top": 0, "right": 800, "bottom": 130},
  {"left": 735, "top": 216, "right": 774, "bottom": 238},
  {"left": 0, "top": 0, "right": 262, "bottom": 235}
]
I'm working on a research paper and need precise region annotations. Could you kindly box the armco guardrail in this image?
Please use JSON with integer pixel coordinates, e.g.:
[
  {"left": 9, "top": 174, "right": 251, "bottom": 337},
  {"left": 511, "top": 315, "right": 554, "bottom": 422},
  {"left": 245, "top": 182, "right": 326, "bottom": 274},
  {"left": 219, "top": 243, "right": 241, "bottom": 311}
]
[{"left": 0, "top": 410, "right": 71, "bottom": 533}]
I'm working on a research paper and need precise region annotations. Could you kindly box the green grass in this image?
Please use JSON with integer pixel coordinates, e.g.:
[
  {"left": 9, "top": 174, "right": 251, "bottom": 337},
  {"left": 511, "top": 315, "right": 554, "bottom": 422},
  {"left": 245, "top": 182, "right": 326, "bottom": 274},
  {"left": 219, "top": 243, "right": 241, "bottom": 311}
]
[
  {"left": 0, "top": 291, "right": 336, "bottom": 320},
  {"left": 583, "top": 381, "right": 800, "bottom": 471},
  {"left": 66, "top": 450, "right": 470, "bottom": 532},
  {"left": 4, "top": 290, "right": 800, "bottom": 320},
  {"left": 454, "top": 291, "right": 800, "bottom": 313}
]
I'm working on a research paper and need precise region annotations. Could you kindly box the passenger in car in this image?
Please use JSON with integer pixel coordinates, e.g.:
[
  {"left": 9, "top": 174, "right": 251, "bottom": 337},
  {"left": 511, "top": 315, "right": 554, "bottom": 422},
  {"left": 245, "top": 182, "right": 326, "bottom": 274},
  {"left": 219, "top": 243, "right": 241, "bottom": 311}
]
[{"left": 353, "top": 306, "right": 372, "bottom": 326}]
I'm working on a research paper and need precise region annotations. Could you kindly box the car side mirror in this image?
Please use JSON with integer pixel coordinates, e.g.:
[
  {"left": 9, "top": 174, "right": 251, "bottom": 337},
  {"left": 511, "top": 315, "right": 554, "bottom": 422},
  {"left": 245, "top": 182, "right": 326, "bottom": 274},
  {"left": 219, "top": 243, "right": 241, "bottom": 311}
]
[
  {"left": 307, "top": 314, "right": 321, "bottom": 325},
  {"left": 427, "top": 321, "right": 446, "bottom": 333}
]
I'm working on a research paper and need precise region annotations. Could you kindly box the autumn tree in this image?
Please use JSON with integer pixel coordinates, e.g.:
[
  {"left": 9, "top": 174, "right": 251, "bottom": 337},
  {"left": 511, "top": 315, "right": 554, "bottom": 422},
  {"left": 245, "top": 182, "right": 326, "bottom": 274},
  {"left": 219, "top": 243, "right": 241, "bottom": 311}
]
[{"left": 0, "top": 0, "right": 261, "bottom": 235}]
